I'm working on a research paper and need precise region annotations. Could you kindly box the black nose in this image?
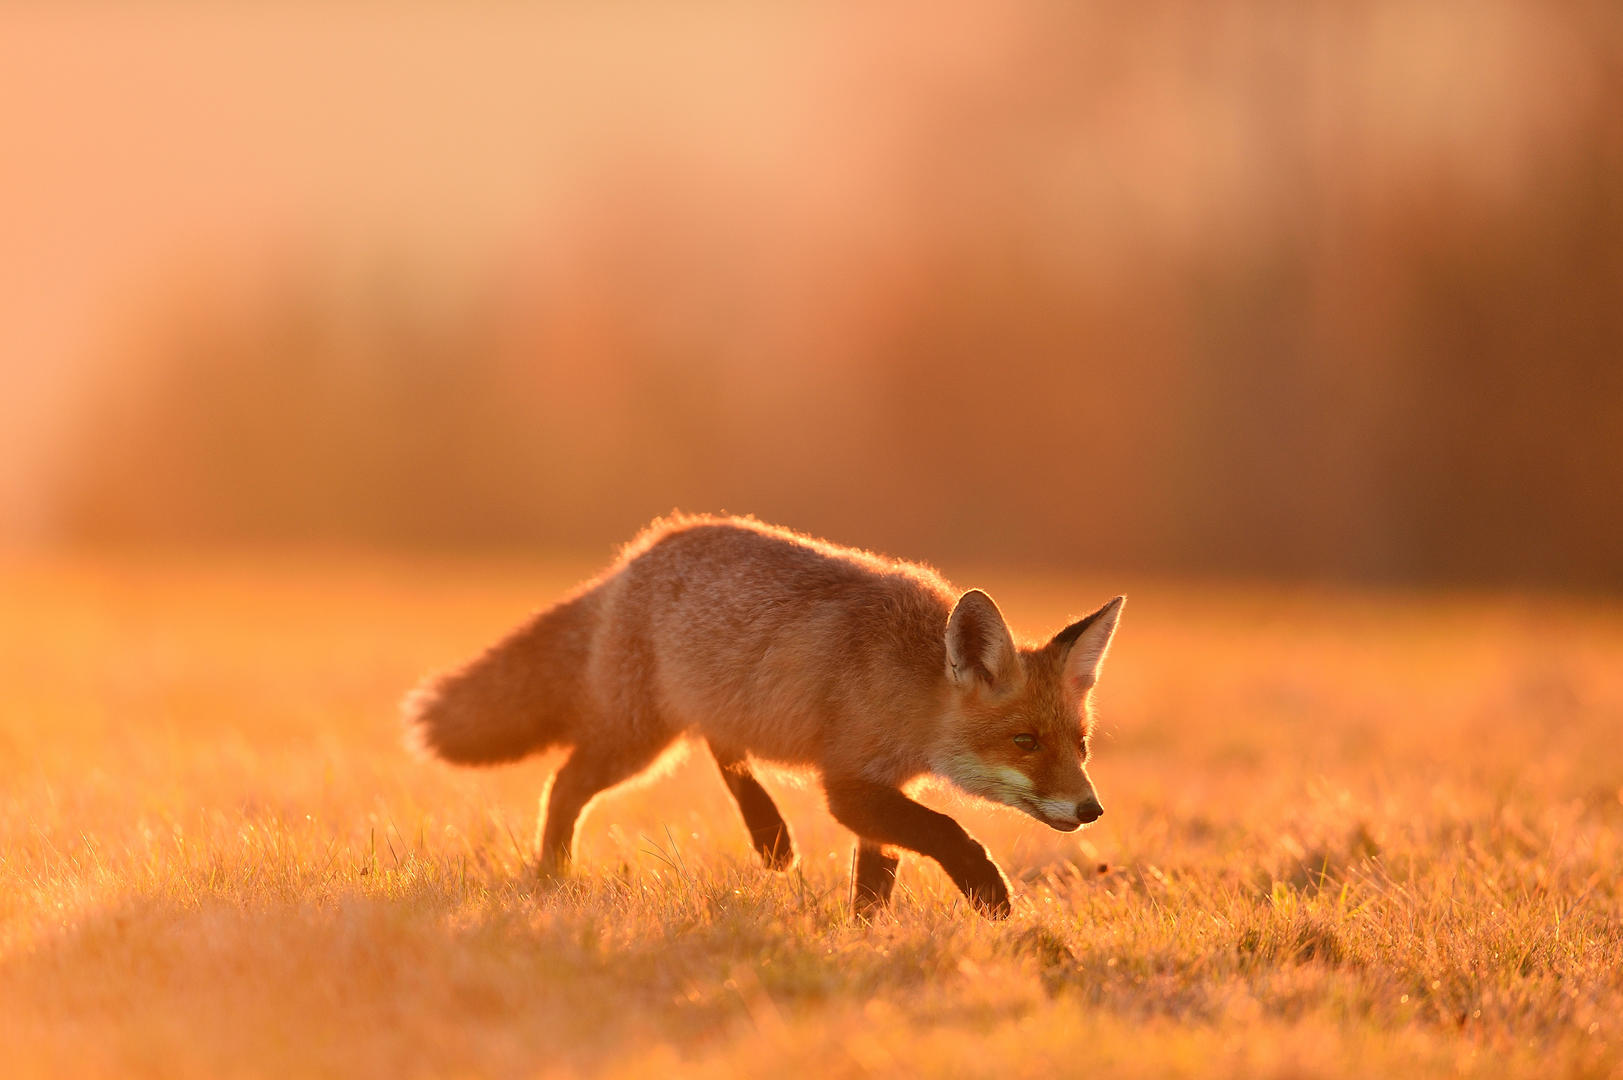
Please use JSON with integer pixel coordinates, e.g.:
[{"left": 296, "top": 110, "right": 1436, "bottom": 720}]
[{"left": 1077, "top": 799, "right": 1104, "bottom": 824}]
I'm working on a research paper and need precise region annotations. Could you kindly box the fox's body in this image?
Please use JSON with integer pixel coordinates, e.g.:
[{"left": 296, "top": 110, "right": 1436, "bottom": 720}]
[{"left": 405, "top": 515, "right": 1124, "bottom": 918}]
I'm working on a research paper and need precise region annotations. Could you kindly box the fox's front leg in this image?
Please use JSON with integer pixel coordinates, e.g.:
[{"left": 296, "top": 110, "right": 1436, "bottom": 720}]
[
  {"left": 850, "top": 841, "right": 902, "bottom": 920},
  {"left": 824, "top": 778, "right": 1011, "bottom": 919}
]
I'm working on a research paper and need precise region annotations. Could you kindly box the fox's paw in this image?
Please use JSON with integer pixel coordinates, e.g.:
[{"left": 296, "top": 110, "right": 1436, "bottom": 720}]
[
  {"left": 961, "top": 868, "right": 1012, "bottom": 920},
  {"left": 534, "top": 854, "right": 573, "bottom": 886},
  {"left": 851, "top": 890, "right": 891, "bottom": 923},
  {"left": 968, "top": 885, "right": 1012, "bottom": 920},
  {"left": 750, "top": 824, "right": 796, "bottom": 872}
]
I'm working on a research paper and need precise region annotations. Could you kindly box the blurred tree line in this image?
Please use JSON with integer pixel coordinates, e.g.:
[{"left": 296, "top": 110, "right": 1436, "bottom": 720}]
[{"left": 58, "top": 2, "right": 1623, "bottom": 588}]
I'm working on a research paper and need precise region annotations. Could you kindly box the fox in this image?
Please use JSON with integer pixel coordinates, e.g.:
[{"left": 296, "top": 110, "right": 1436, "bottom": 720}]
[{"left": 403, "top": 514, "right": 1124, "bottom": 919}]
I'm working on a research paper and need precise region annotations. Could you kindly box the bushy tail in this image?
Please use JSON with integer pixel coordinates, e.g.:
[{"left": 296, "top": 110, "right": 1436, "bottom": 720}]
[{"left": 402, "top": 591, "right": 597, "bottom": 765}]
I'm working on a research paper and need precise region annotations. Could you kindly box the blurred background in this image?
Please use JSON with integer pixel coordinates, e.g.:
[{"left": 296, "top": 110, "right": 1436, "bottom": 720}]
[{"left": 4, "top": 1, "right": 1620, "bottom": 589}]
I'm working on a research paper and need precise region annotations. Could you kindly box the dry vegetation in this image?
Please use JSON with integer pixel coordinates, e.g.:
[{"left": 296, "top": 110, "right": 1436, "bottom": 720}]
[{"left": 2, "top": 556, "right": 1620, "bottom": 1079}]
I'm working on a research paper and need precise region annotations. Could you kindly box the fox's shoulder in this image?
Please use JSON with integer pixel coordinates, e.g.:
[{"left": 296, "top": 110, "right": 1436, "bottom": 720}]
[
  {"left": 624, "top": 513, "right": 851, "bottom": 555},
  {"left": 616, "top": 513, "right": 955, "bottom": 596},
  {"left": 616, "top": 511, "right": 772, "bottom": 554}
]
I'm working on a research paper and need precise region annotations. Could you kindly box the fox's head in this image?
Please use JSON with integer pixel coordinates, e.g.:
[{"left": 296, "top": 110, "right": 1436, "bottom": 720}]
[{"left": 936, "top": 590, "right": 1124, "bottom": 832}]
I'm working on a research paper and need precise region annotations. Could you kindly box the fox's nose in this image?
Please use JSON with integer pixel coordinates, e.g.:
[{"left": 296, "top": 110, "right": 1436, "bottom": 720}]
[{"left": 1076, "top": 798, "right": 1104, "bottom": 824}]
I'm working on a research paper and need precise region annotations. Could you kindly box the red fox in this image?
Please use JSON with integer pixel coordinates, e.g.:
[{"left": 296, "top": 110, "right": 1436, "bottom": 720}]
[{"left": 403, "top": 515, "right": 1124, "bottom": 919}]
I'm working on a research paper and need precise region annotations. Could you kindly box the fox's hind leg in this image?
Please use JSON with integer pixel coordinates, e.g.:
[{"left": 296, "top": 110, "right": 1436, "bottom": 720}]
[
  {"left": 850, "top": 841, "right": 901, "bottom": 920},
  {"left": 537, "top": 734, "right": 678, "bottom": 874},
  {"left": 708, "top": 743, "right": 796, "bottom": 871}
]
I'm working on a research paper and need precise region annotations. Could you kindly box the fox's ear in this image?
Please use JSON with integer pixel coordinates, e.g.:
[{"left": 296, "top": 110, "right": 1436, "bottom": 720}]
[
  {"left": 1052, "top": 595, "right": 1125, "bottom": 693},
  {"left": 946, "top": 589, "right": 1019, "bottom": 691}
]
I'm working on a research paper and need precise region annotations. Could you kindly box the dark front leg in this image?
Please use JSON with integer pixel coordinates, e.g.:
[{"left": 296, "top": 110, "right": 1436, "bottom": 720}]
[
  {"left": 824, "top": 778, "right": 1011, "bottom": 919},
  {"left": 850, "top": 840, "right": 902, "bottom": 920},
  {"left": 709, "top": 743, "right": 796, "bottom": 871}
]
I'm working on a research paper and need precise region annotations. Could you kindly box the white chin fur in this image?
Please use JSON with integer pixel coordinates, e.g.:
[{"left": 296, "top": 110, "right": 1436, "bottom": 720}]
[{"left": 1031, "top": 797, "right": 1084, "bottom": 830}]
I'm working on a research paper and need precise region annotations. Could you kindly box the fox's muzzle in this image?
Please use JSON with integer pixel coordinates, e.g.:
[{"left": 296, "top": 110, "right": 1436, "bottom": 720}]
[{"left": 1025, "top": 795, "right": 1103, "bottom": 832}]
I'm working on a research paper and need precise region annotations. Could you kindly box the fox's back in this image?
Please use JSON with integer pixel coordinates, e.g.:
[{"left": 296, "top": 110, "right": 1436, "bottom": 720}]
[{"left": 590, "top": 517, "right": 956, "bottom": 770}]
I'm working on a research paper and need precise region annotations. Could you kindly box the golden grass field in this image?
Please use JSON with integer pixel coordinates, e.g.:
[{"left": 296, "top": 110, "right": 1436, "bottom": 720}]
[{"left": 2, "top": 555, "right": 1620, "bottom": 1079}]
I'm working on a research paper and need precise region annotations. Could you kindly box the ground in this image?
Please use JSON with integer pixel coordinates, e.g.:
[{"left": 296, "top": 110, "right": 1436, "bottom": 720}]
[{"left": 2, "top": 554, "right": 1619, "bottom": 1079}]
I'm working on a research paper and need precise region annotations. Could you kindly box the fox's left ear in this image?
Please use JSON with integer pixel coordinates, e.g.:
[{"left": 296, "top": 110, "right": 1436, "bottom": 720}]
[
  {"left": 946, "top": 589, "right": 1020, "bottom": 692},
  {"left": 1051, "top": 595, "right": 1125, "bottom": 693}
]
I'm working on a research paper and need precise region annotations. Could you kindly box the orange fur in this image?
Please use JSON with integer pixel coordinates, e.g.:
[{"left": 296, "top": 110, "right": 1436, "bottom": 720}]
[{"left": 403, "top": 514, "right": 1125, "bottom": 918}]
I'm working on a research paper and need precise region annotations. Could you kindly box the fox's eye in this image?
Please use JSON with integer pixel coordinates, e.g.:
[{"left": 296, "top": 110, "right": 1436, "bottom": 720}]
[{"left": 1012, "top": 733, "right": 1039, "bottom": 752}]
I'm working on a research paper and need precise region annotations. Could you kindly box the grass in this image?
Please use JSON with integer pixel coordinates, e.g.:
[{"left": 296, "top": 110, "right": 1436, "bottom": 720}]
[{"left": 2, "top": 554, "right": 1620, "bottom": 1078}]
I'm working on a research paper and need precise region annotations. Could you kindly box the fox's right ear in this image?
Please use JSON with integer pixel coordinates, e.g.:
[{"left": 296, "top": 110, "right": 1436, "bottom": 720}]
[
  {"left": 1051, "top": 595, "right": 1125, "bottom": 693},
  {"left": 946, "top": 589, "right": 1019, "bottom": 692}
]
